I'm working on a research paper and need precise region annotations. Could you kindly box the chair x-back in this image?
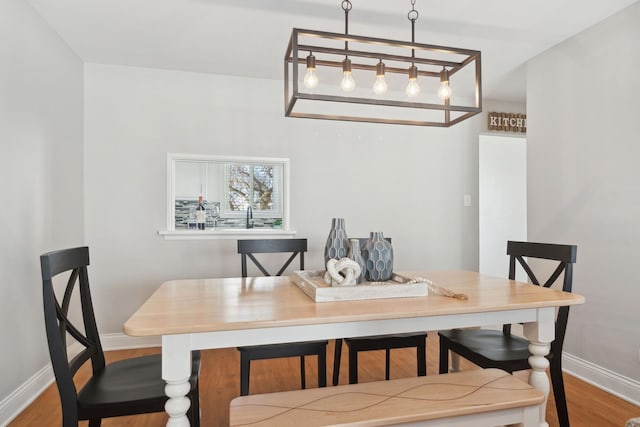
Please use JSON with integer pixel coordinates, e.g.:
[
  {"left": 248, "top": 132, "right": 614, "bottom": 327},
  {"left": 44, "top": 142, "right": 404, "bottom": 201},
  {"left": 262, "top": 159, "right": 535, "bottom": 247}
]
[
  {"left": 236, "top": 238, "right": 327, "bottom": 396},
  {"left": 41, "top": 246, "right": 200, "bottom": 426},
  {"left": 438, "top": 240, "right": 577, "bottom": 427}
]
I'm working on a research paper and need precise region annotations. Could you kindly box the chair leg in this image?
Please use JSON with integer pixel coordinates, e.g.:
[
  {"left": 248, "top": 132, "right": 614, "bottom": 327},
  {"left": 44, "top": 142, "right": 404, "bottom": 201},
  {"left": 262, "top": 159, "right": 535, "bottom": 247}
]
[
  {"left": 417, "top": 341, "right": 427, "bottom": 376},
  {"left": 333, "top": 339, "right": 342, "bottom": 386},
  {"left": 348, "top": 347, "right": 358, "bottom": 384},
  {"left": 385, "top": 349, "right": 391, "bottom": 380},
  {"left": 88, "top": 419, "right": 102, "bottom": 427},
  {"left": 550, "top": 356, "right": 570, "bottom": 427},
  {"left": 439, "top": 337, "right": 449, "bottom": 374},
  {"left": 240, "top": 353, "right": 251, "bottom": 396},
  {"left": 318, "top": 347, "right": 327, "bottom": 387},
  {"left": 189, "top": 381, "right": 200, "bottom": 427},
  {"left": 300, "top": 355, "right": 306, "bottom": 389}
]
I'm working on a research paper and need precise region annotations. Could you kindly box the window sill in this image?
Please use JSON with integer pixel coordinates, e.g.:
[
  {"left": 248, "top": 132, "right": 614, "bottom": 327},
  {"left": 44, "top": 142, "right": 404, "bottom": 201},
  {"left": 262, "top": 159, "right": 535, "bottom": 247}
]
[{"left": 158, "top": 229, "right": 297, "bottom": 240}]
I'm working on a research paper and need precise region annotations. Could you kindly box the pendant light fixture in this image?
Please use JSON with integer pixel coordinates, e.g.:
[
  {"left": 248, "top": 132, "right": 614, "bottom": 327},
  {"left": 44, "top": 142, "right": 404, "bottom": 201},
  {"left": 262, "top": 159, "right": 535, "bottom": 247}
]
[
  {"left": 438, "top": 67, "right": 452, "bottom": 100},
  {"left": 405, "top": 1, "right": 420, "bottom": 98},
  {"left": 303, "top": 53, "right": 318, "bottom": 89},
  {"left": 339, "top": 1, "right": 355, "bottom": 93},
  {"left": 372, "top": 60, "right": 388, "bottom": 95},
  {"left": 341, "top": 58, "right": 355, "bottom": 92},
  {"left": 284, "top": 0, "right": 482, "bottom": 127}
]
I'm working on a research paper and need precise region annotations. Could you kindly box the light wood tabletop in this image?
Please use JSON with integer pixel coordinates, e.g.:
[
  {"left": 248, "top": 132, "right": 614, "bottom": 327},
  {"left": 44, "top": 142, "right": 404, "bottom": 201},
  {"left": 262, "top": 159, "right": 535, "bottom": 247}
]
[{"left": 124, "top": 270, "right": 584, "bottom": 337}]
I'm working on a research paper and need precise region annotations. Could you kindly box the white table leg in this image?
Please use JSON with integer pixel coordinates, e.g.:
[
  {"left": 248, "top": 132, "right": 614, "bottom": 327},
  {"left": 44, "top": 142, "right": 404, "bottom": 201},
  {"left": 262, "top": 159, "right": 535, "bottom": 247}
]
[
  {"left": 523, "top": 308, "right": 555, "bottom": 427},
  {"left": 162, "top": 334, "right": 192, "bottom": 427},
  {"left": 450, "top": 352, "right": 461, "bottom": 372}
]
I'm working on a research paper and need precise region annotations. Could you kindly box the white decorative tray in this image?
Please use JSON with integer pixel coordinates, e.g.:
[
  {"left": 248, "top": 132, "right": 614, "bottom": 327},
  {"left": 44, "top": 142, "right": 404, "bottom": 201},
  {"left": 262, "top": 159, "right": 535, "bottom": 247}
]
[{"left": 291, "top": 270, "right": 428, "bottom": 303}]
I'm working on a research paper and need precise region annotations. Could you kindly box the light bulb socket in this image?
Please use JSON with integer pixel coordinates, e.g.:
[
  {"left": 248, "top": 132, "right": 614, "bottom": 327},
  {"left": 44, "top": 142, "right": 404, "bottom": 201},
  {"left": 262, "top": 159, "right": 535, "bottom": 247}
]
[
  {"left": 440, "top": 68, "right": 449, "bottom": 84},
  {"left": 306, "top": 53, "right": 316, "bottom": 70},
  {"left": 408, "top": 65, "right": 418, "bottom": 80},
  {"left": 342, "top": 58, "right": 352, "bottom": 73},
  {"left": 376, "top": 60, "right": 385, "bottom": 77}
]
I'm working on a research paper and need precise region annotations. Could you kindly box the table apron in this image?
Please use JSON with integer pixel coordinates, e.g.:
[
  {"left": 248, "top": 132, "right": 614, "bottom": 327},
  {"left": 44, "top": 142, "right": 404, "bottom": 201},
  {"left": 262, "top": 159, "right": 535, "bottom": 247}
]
[{"left": 186, "top": 308, "right": 545, "bottom": 350}]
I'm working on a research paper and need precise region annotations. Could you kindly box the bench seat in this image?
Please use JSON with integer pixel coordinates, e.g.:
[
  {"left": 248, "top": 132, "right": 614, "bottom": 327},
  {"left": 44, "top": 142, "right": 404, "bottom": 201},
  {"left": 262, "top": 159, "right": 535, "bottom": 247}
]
[{"left": 230, "top": 368, "right": 544, "bottom": 427}]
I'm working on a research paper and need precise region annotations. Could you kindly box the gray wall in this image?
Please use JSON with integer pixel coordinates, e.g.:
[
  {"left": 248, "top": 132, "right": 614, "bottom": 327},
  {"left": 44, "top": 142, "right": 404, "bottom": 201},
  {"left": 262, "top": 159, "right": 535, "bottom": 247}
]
[
  {"left": 527, "top": 2, "right": 640, "bottom": 381},
  {"left": 83, "top": 63, "right": 488, "bottom": 334},
  {"left": 0, "top": 0, "right": 84, "bottom": 407}
]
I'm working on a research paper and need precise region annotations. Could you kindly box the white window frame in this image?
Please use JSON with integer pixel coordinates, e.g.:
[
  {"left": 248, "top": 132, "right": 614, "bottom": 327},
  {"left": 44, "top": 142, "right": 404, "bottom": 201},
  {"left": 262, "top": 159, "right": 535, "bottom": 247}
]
[{"left": 160, "top": 153, "right": 294, "bottom": 240}]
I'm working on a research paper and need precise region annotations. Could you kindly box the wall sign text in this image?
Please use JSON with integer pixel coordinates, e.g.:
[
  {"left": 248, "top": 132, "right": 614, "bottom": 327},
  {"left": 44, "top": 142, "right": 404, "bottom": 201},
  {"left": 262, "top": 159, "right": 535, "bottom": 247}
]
[{"left": 488, "top": 112, "right": 527, "bottom": 133}]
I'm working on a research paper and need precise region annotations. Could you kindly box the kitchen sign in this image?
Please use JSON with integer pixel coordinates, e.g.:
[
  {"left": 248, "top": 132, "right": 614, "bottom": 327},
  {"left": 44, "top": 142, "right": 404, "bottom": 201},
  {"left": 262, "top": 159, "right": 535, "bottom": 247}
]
[{"left": 488, "top": 112, "right": 527, "bottom": 133}]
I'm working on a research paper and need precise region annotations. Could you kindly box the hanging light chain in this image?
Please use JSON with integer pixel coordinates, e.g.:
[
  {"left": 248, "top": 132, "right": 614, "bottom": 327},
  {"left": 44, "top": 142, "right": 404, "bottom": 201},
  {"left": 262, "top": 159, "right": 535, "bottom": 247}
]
[
  {"left": 342, "top": 0, "right": 352, "bottom": 55},
  {"left": 407, "top": 0, "right": 419, "bottom": 58}
]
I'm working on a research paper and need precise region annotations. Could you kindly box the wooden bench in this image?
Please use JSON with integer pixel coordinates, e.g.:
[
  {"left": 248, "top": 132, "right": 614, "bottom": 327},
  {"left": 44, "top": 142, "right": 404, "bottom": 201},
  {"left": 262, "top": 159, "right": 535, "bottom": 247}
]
[{"left": 230, "top": 368, "right": 544, "bottom": 426}]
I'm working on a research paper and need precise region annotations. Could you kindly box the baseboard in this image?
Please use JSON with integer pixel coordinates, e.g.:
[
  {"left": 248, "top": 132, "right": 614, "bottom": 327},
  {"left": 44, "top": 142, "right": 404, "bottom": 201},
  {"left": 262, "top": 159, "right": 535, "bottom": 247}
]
[
  {"left": 0, "top": 333, "right": 160, "bottom": 426},
  {"left": 0, "top": 363, "right": 54, "bottom": 427},
  {"left": 563, "top": 352, "right": 640, "bottom": 406}
]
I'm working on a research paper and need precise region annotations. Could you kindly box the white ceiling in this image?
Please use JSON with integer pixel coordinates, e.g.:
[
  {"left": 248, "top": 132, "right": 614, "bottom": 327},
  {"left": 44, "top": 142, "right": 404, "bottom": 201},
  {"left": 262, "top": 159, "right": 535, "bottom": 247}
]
[{"left": 27, "top": 0, "right": 638, "bottom": 103}]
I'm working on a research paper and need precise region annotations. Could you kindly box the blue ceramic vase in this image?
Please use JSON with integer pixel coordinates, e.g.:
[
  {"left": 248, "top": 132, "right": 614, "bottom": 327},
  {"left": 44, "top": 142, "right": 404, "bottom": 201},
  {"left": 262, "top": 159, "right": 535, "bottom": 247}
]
[
  {"left": 324, "top": 218, "right": 349, "bottom": 264},
  {"left": 361, "top": 232, "right": 393, "bottom": 281},
  {"left": 347, "top": 238, "right": 366, "bottom": 284}
]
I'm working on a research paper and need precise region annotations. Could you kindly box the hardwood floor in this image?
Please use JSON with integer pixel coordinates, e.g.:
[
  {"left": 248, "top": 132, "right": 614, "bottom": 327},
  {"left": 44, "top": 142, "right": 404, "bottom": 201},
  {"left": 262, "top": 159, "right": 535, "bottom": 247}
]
[{"left": 10, "top": 335, "right": 639, "bottom": 427}]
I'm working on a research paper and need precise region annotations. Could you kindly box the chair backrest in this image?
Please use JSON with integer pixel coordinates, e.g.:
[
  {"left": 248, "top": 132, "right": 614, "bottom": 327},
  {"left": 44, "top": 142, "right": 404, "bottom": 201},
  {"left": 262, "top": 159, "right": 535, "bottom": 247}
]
[
  {"left": 505, "top": 241, "right": 577, "bottom": 354},
  {"left": 237, "top": 239, "right": 307, "bottom": 277},
  {"left": 40, "top": 246, "right": 105, "bottom": 421}
]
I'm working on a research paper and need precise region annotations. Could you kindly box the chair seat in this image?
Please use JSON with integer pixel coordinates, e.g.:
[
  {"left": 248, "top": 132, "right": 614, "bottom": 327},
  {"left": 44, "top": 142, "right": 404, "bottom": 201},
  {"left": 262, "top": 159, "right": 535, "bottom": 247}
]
[
  {"left": 78, "top": 352, "right": 201, "bottom": 417},
  {"left": 438, "top": 329, "right": 537, "bottom": 367}
]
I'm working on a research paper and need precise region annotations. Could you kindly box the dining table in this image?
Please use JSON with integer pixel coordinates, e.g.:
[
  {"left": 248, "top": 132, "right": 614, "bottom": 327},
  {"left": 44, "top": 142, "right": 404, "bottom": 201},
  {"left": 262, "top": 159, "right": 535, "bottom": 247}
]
[{"left": 123, "top": 270, "right": 584, "bottom": 427}]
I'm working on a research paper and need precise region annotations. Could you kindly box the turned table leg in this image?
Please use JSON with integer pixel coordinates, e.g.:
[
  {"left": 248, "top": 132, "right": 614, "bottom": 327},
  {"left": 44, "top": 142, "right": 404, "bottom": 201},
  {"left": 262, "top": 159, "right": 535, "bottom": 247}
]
[
  {"left": 163, "top": 335, "right": 193, "bottom": 427},
  {"left": 523, "top": 308, "right": 555, "bottom": 427}
]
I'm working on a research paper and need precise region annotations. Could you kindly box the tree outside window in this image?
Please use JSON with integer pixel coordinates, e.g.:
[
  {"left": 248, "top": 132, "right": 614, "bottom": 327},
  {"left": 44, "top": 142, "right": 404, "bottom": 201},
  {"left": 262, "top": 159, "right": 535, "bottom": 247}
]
[{"left": 227, "top": 164, "right": 274, "bottom": 211}]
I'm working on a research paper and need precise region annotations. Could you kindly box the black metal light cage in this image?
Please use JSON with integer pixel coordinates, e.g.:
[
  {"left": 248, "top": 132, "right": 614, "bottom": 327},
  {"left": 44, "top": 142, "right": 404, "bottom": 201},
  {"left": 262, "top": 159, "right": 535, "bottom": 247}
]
[{"left": 284, "top": 28, "right": 482, "bottom": 127}]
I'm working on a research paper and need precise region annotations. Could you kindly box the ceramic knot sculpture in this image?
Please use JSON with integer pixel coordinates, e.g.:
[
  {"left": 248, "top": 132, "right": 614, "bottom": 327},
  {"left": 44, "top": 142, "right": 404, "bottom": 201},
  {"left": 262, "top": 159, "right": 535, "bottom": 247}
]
[{"left": 324, "top": 258, "right": 361, "bottom": 287}]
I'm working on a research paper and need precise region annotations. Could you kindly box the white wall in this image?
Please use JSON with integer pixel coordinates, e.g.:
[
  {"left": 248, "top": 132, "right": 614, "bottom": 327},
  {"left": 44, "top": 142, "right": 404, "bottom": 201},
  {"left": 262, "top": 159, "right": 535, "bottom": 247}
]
[
  {"left": 479, "top": 135, "right": 527, "bottom": 281},
  {"left": 84, "top": 64, "right": 486, "bottom": 333},
  {"left": 0, "top": 0, "right": 84, "bottom": 412},
  {"left": 527, "top": 2, "right": 640, "bottom": 382}
]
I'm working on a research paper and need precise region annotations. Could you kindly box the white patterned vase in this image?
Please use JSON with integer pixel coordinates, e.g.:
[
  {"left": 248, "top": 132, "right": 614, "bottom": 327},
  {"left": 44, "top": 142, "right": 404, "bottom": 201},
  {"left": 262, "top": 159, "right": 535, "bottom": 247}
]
[
  {"left": 361, "top": 232, "right": 393, "bottom": 281},
  {"left": 324, "top": 218, "right": 349, "bottom": 264}
]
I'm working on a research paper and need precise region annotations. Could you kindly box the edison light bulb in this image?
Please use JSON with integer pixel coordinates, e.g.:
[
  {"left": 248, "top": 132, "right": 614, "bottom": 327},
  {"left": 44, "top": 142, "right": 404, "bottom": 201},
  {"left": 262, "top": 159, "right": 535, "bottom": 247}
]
[
  {"left": 303, "top": 53, "right": 318, "bottom": 89},
  {"left": 341, "top": 72, "right": 355, "bottom": 92},
  {"left": 438, "top": 81, "right": 452, "bottom": 100},
  {"left": 304, "top": 68, "right": 318, "bottom": 89},
  {"left": 438, "top": 67, "right": 451, "bottom": 100},
  {"left": 406, "top": 65, "right": 420, "bottom": 97},
  {"left": 373, "top": 75, "right": 387, "bottom": 95},
  {"left": 372, "top": 60, "right": 387, "bottom": 95},
  {"left": 406, "top": 78, "right": 420, "bottom": 97},
  {"left": 341, "top": 58, "right": 355, "bottom": 92}
]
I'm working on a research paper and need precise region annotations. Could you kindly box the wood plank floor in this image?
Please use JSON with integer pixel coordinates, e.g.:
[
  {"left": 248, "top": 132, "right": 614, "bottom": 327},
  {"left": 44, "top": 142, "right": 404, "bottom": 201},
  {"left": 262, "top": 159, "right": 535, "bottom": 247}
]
[{"left": 10, "top": 335, "right": 639, "bottom": 427}]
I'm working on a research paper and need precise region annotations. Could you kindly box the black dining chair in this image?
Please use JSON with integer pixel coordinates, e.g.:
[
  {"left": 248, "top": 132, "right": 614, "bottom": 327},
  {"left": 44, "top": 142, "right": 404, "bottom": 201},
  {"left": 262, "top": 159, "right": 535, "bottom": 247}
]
[
  {"left": 236, "top": 238, "right": 328, "bottom": 396},
  {"left": 332, "top": 237, "right": 427, "bottom": 385},
  {"left": 438, "top": 241, "right": 577, "bottom": 427},
  {"left": 40, "top": 246, "right": 201, "bottom": 427}
]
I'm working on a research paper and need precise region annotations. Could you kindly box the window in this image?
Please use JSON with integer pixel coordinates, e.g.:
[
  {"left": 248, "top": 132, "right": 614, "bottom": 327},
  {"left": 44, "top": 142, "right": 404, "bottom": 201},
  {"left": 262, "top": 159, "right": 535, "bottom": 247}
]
[
  {"left": 163, "top": 154, "right": 293, "bottom": 238},
  {"left": 222, "top": 162, "right": 283, "bottom": 218}
]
